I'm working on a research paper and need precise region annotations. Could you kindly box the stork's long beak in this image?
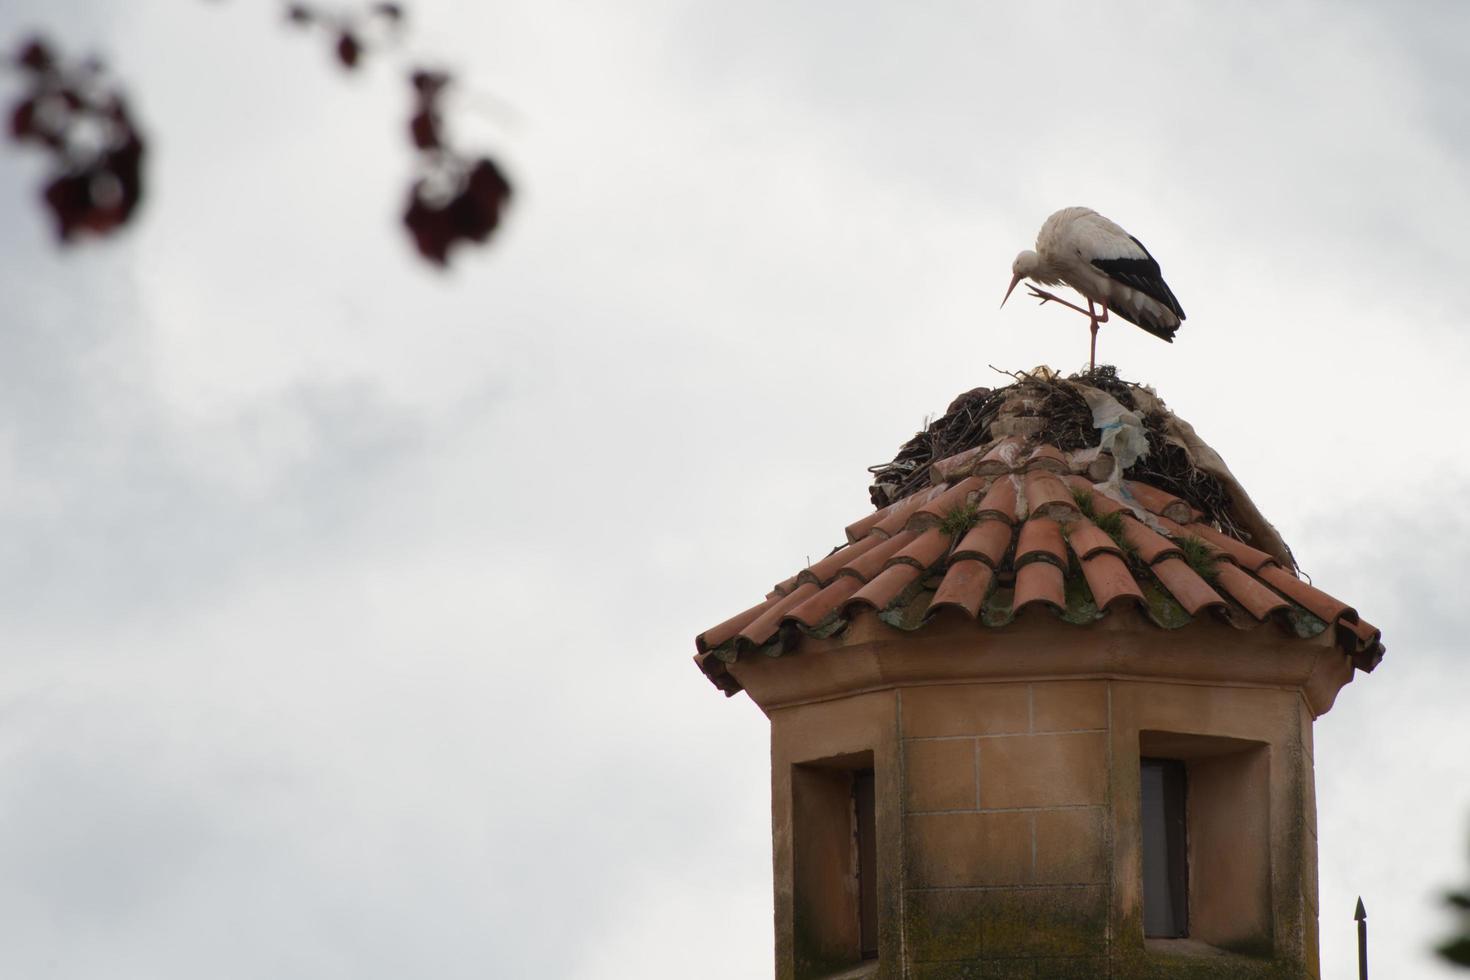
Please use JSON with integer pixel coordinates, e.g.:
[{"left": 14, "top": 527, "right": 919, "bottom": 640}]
[{"left": 1001, "top": 273, "right": 1023, "bottom": 309}]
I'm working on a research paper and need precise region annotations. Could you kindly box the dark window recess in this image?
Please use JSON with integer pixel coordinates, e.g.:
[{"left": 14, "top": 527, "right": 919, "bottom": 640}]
[
  {"left": 1141, "top": 758, "right": 1189, "bottom": 938},
  {"left": 853, "top": 769, "right": 878, "bottom": 960},
  {"left": 792, "top": 752, "right": 878, "bottom": 974}
]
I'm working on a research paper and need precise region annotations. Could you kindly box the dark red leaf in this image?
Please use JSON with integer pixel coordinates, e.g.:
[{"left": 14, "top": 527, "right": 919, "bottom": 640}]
[
  {"left": 336, "top": 31, "right": 361, "bottom": 68},
  {"left": 404, "top": 189, "right": 453, "bottom": 265},
  {"left": 17, "top": 38, "right": 53, "bottom": 73},
  {"left": 451, "top": 159, "right": 512, "bottom": 244},
  {"left": 409, "top": 110, "right": 440, "bottom": 150},
  {"left": 410, "top": 68, "right": 449, "bottom": 98},
  {"left": 43, "top": 172, "right": 93, "bottom": 241},
  {"left": 59, "top": 88, "right": 84, "bottom": 110},
  {"left": 465, "top": 158, "right": 511, "bottom": 209},
  {"left": 9, "top": 99, "right": 37, "bottom": 140}
]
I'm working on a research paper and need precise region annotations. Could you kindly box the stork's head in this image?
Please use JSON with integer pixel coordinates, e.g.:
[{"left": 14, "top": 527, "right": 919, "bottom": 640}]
[{"left": 1001, "top": 250, "right": 1041, "bottom": 308}]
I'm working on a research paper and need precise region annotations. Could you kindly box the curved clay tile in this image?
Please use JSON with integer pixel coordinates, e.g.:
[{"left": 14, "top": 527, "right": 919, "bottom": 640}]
[
  {"left": 1257, "top": 564, "right": 1357, "bottom": 626},
  {"left": 915, "top": 476, "right": 986, "bottom": 524},
  {"left": 1015, "top": 560, "right": 1065, "bottom": 611},
  {"left": 739, "top": 581, "right": 820, "bottom": 646},
  {"left": 1120, "top": 514, "right": 1181, "bottom": 564},
  {"left": 1124, "top": 480, "right": 1195, "bottom": 523},
  {"left": 842, "top": 529, "right": 921, "bottom": 582},
  {"left": 1185, "top": 523, "right": 1275, "bottom": 572},
  {"left": 1063, "top": 474, "right": 1126, "bottom": 516},
  {"left": 1025, "top": 444, "right": 1068, "bottom": 473},
  {"left": 845, "top": 483, "right": 942, "bottom": 542},
  {"left": 1024, "top": 470, "right": 1079, "bottom": 519},
  {"left": 1213, "top": 564, "right": 1290, "bottom": 621},
  {"left": 976, "top": 436, "right": 1024, "bottom": 475},
  {"left": 931, "top": 559, "right": 994, "bottom": 619},
  {"left": 783, "top": 575, "right": 864, "bottom": 629},
  {"left": 1347, "top": 617, "right": 1380, "bottom": 647},
  {"left": 770, "top": 572, "right": 801, "bottom": 597},
  {"left": 1151, "top": 557, "right": 1227, "bottom": 616},
  {"left": 845, "top": 563, "right": 923, "bottom": 614},
  {"left": 1342, "top": 618, "right": 1384, "bottom": 671},
  {"left": 930, "top": 444, "right": 989, "bottom": 483},
  {"left": 1082, "top": 552, "right": 1145, "bottom": 610},
  {"left": 953, "top": 519, "right": 1013, "bottom": 567},
  {"left": 698, "top": 592, "right": 783, "bottom": 653},
  {"left": 1017, "top": 517, "right": 1067, "bottom": 567},
  {"left": 1066, "top": 519, "right": 1122, "bottom": 561},
  {"left": 976, "top": 477, "right": 1020, "bottom": 524},
  {"left": 798, "top": 533, "right": 887, "bottom": 587},
  {"left": 890, "top": 527, "right": 952, "bottom": 571},
  {"left": 1085, "top": 487, "right": 1128, "bottom": 517},
  {"left": 872, "top": 484, "right": 949, "bottom": 538}
]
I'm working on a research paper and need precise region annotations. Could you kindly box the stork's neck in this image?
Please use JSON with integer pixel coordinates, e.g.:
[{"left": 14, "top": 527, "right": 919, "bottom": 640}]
[{"left": 1026, "top": 256, "right": 1064, "bottom": 287}]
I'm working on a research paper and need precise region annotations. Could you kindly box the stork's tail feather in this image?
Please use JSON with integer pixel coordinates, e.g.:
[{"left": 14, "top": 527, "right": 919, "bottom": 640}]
[
  {"left": 1134, "top": 319, "right": 1179, "bottom": 344},
  {"left": 1109, "top": 303, "right": 1180, "bottom": 343}
]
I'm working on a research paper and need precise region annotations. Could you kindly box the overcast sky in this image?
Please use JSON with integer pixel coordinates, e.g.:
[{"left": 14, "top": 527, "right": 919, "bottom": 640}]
[{"left": 0, "top": 1, "right": 1467, "bottom": 977}]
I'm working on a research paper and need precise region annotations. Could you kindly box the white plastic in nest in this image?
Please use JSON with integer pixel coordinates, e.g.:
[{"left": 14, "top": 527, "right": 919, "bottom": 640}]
[{"left": 1072, "top": 388, "right": 1149, "bottom": 491}]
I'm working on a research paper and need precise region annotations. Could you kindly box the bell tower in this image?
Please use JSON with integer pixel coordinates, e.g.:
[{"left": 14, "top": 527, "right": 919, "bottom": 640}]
[{"left": 695, "top": 373, "right": 1381, "bottom": 980}]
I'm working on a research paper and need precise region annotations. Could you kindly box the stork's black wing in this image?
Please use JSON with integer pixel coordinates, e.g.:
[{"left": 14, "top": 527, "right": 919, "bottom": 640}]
[{"left": 1091, "top": 236, "right": 1186, "bottom": 321}]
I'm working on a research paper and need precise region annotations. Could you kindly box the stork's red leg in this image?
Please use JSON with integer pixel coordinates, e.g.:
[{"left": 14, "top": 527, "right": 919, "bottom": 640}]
[
  {"left": 1087, "top": 300, "right": 1099, "bottom": 373},
  {"left": 1026, "top": 286, "right": 1093, "bottom": 317}
]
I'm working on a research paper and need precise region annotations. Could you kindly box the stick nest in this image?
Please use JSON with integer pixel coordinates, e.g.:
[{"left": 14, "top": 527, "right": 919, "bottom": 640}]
[{"left": 866, "top": 366, "right": 1245, "bottom": 539}]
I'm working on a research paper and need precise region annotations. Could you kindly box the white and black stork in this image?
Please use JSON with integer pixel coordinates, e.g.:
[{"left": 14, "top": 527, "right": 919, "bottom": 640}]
[{"left": 1002, "top": 207, "right": 1186, "bottom": 371}]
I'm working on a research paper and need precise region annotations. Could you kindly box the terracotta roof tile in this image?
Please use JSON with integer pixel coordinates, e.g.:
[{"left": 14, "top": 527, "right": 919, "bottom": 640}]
[
  {"left": 1023, "top": 470, "right": 1079, "bottom": 520},
  {"left": 931, "top": 559, "right": 994, "bottom": 618},
  {"left": 976, "top": 437, "right": 1024, "bottom": 475},
  {"left": 1123, "top": 480, "right": 1196, "bottom": 523},
  {"left": 1017, "top": 517, "right": 1066, "bottom": 567},
  {"left": 697, "top": 592, "right": 782, "bottom": 653},
  {"left": 890, "top": 527, "right": 952, "bottom": 571},
  {"left": 783, "top": 575, "right": 865, "bottom": 629},
  {"left": 1119, "top": 514, "right": 1181, "bottom": 564},
  {"left": 841, "top": 529, "right": 921, "bottom": 583},
  {"left": 845, "top": 563, "right": 923, "bottom": 613},
  {"left": 1062, "top": 474, "right": 1126, "bottom": 516},
  {"left": 1081, "top": 552, "right": 1145, "bottom": 610},
  {"left": 1025, "top": 444, "right": 1069, "bottom": 473},
  {"left": 1185, "top": 522, "right": 1276, "bottom": 572},
  {"left": 697, "top": 434, "right": 1385, "bottom": 696},
  {"left": 975, "top": 476, "right": 1021, "bottom": 524},
  {"left": 1150, "top": 557, "right": 1227, "bottom": 616},
  {"left": 914, "top": 476, "right": 987, "bottom": 524},
  {"left": 799, "top": 534, "right": 887, "bottom": 586},
  {"left": 1213, "top": 564, "right": 1290, "bottom": 621},
  {"left": 739, "top": 581, "right": 820, "bottom": 645},
  {"left": 1257, "top": 564, "right": 1356, "bottom": 626},
  {"left": 1343, "top": 618, "right": 1385, "bottom": 672},
  {"left": 770, "top": 572, "right": 801, "bottom": 597},
  {"left": 1014, "top": 560, "right": 1065, "bottom": 611},
  {"left": 872, "top": 484, "right": 948, "bottom": 538},
  {"left": 1065, "top": 518, "right": 1122, "bottom": 561},
  {"left": 953, "top": 519, "right": 1013, "bottom": 566},
  {"left": 930, "top": 444, "right": 989, "bottom": 483},
  {"left": 845, "top": 483, "right": 944, "bottom": 542}
]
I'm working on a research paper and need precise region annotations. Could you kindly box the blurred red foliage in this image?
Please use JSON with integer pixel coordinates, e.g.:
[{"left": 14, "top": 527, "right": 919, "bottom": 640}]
[
  {"left": 7, "top": 37, "right": 145, "bottom": 241},
  {"left": 5, "top": 2, "right": 513, "bottom": 267}
]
